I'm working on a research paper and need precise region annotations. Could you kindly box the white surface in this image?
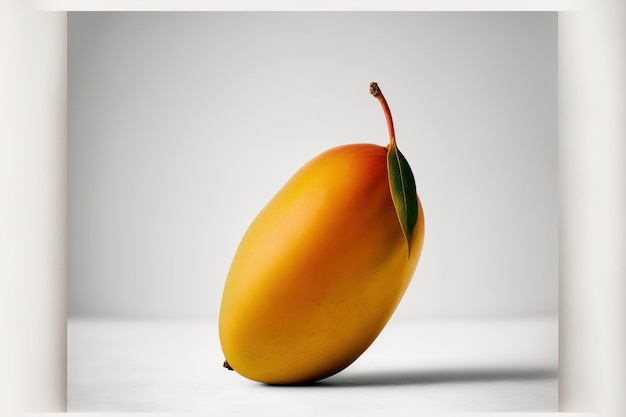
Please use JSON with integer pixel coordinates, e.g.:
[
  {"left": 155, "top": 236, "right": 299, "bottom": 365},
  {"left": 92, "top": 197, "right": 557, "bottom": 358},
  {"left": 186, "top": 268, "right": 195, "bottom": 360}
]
[{"left": 68, "top": 316, "right": 557, "bottom": 414}]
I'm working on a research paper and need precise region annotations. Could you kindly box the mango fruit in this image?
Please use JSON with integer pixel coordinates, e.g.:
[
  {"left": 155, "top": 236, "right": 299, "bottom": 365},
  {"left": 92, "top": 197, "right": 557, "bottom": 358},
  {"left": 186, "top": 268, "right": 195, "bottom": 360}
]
[{"left": 219, "top": 82, "right": 424, "bottom": 385}]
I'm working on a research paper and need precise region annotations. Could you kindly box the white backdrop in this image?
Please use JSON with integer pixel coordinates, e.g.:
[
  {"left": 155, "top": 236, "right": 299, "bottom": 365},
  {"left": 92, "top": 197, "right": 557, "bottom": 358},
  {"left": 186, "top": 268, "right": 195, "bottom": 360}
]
[{"left": 68, "top": 12, "right": 557, "bottom": 319}]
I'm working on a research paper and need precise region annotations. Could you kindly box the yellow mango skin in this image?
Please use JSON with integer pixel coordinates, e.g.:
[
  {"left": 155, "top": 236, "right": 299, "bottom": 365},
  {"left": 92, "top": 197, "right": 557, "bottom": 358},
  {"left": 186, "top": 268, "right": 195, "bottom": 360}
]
[{"left": 219, "top": 143, "right": 424, "bottom": 385}]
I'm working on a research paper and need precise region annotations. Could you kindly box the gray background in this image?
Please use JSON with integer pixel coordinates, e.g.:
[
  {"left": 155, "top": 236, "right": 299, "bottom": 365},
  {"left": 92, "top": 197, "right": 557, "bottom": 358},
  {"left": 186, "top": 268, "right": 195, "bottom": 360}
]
[{"left": 68, "top": 12, "right": 557, "bottom": 319}]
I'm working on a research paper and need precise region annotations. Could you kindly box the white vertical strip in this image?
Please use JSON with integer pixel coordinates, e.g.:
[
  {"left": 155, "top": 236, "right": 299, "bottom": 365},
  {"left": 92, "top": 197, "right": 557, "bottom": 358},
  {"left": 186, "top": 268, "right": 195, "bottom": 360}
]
[
  {"left": 558, "top": 11, "right": 595, "bottom": 411},
  {"left": 24, "top": 9, "right": 68, "bottom": 412},
  {"left": 559, "top": 1, "right": 626, "bottom": 414},
  {"left": 0, "top": 1, "right": 67, "bottom": 413},
  {"left": 0, "top": 1, "right": 27, "bottom": 414}
]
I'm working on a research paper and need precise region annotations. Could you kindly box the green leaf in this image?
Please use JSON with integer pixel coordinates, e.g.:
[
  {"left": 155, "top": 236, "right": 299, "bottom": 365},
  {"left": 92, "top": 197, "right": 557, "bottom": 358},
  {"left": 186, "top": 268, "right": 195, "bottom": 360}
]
[{"left": 387, "top": 143, "right": 418, "bottom": 255}]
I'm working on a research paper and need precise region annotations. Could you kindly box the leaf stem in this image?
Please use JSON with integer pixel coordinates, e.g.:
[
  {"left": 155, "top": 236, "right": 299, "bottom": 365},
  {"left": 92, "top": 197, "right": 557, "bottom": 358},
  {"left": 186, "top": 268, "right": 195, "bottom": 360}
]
[{"left": 369, "top": 82, "right": 396, "bottom": 148}]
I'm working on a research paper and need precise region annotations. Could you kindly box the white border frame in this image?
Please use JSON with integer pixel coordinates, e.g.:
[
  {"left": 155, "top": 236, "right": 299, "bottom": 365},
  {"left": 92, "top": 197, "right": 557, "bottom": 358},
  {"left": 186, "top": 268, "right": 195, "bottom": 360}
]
[
  {"left": 35, "top": 0, "right": 581, "bottom": 12},
  {"left": 4, "top": 0, "right": 623, "bottom": 415}
]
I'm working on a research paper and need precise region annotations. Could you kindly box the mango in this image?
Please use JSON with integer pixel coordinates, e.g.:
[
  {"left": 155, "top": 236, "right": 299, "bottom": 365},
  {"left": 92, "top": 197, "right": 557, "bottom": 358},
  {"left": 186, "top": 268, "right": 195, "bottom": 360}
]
[{"left": 219, "top": 82, "right": 424, "bottom": 385}]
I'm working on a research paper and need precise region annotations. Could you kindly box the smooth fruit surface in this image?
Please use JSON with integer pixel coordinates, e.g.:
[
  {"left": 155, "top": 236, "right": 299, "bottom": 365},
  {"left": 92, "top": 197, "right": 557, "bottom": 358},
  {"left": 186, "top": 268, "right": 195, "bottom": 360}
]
[{"left": 219, "top": 143, "right": 424, "bottom": 385}]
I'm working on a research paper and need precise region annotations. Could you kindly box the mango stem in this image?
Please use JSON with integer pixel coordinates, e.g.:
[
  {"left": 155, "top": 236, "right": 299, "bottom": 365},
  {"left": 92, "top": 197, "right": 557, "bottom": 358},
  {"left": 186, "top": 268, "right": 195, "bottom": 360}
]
[{"left": 369, "top": 82, "right": 396, "bottom": 148}]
